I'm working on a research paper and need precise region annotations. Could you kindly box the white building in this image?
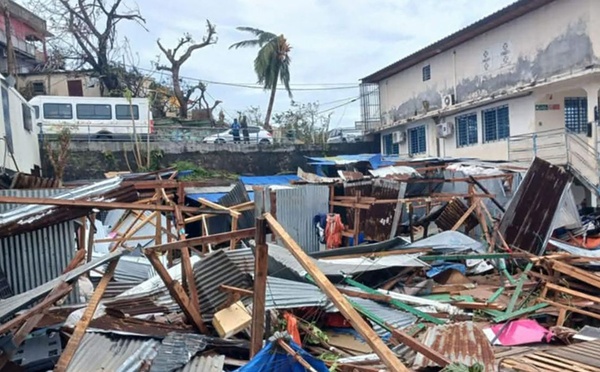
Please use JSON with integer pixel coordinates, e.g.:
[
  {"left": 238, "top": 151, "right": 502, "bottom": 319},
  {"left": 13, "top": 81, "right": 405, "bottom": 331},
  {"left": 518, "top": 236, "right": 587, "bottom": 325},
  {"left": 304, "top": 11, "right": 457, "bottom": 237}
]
[
  {"left": 0, "top": 75, "right": 40, "bottom": 174},
  {"left": 361, "top": 0, "right": 600, "bottom": 198}
]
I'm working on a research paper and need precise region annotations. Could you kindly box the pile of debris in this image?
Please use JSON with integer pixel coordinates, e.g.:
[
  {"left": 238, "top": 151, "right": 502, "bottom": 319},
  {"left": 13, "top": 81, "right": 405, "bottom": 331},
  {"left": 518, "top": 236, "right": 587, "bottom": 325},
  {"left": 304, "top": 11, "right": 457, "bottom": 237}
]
[{"left": 0, "top": 158, "right": 599, "bottom": 371}]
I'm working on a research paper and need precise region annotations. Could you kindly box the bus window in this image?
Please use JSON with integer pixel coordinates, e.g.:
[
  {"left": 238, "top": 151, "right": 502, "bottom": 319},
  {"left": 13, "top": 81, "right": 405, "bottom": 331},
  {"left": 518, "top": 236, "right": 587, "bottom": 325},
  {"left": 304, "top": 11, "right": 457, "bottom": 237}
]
[
  {"left": 43, "top": 103, "right": 72, "bottom": 119},
  {"left": 115, "top": 104, "right": 139, "bottom": 120},
  {"left": 76, "top": 104, "right": 111, "bottom": 120},
  {"left": 33, "top": 105, "right": 39, "bottom": 119}
]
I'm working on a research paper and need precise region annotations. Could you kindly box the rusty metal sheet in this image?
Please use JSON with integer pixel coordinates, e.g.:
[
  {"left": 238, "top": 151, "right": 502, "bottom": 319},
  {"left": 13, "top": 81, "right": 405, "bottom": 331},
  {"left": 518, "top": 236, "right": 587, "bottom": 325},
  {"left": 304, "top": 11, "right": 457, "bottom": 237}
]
[
  {"left": 435, "top": 199, "right": 479, "bottom": 231},
  {"left": 412, "top": 322, "right": 496, "bottom": 371},
  {"left": 339, "top": 170, "right": 365, "bottom": 181},
  {"left": 8, "top": 172, "right": 60, "bottom": 189},
  {"left": 500, "top": 339, "right": 600, "bottom": 371},
  {"left": 366, "top": 179, "right": 403, "bottom": 241},
  {"left": 498, "top": 157, "right": 572, "bottom": 255}
]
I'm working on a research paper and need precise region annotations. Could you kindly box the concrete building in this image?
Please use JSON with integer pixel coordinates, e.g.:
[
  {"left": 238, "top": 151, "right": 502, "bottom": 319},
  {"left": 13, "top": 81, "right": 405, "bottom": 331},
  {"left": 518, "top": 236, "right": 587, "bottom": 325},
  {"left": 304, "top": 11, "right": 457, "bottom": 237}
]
[
  {"left": 17, "top": 70, "right": 102, "bottom": 99},
  {"left": 0, "top": 1, "right": 50, "bottom": 74},
  {"left": 361, "top": 0, "right": 600, "bottom": 200},
  {"left": 0, "top": 75, "right": 40, "bottom": 174}
]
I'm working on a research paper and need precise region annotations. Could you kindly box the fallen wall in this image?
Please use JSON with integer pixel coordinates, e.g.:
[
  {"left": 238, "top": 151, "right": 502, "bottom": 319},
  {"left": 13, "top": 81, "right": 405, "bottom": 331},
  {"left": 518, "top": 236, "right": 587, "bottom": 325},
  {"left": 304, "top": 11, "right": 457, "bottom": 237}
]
[{"left": 42, "top": 141, "right": 380, "bottom": 181}]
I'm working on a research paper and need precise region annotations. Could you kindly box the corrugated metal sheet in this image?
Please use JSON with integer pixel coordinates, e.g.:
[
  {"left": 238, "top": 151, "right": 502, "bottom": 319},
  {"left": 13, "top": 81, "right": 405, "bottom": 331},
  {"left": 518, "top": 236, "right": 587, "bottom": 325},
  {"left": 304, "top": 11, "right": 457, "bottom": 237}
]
[
  {"left": 499, "top": 158, "right": 572, "bottom": 255},
  {"left": 367, "top": 179, "right": 403, "bottom": 241},
  {"left": 0, "top": 189, "right": 78, "bottom": 302},
  {"left": 310, "top": 237, "right": 407, "bottom": 258},
  {"left": 350, "top": 297, "right": 417, "bottom": 337},
  {"left": 275, "top": 185, "right": 330, "bottom": 253},
  {"left": 178, "top": 354, "right": 225, "bottom": 372},
  {"left": 224, "top": 248, "right": 255, "bottom": 274},
  {"left": 0, "top": 248, "right": 125, "bottom": 321},
  {"left": 435, "top": 199, "right": 479, "bottom": 232},
  {"left": 369, "top": 166, "right": 419, "bottom": 178},
  {"left": 264, "top": 276, "right": 331, "bottom": 311},
  {"left": 193, "top": 250, "right": 252, "bottom": 322},
  {"left": 67, "top": 332, "right": 160, "bottom": 372},
  {"left": 412, "top": 322, "right": 496, "bottom": 371},
  {"left": 500, "top": 339, "right": 600, "bottom": 371},
  {"left": 150, "top": 333, "right": 207, "bottom": 372}
]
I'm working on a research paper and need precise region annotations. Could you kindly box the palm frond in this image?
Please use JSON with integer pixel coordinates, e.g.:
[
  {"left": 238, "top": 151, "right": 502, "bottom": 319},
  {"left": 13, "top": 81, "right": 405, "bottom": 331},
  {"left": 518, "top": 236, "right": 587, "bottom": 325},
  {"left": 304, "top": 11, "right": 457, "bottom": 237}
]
[
  {"left": 234, "top": 26, "right": 277, "bottom": 47},
  {"left": 229, "top": 39, "right": 262, "bottom": 49},
  {"left": 278, "top": 57, "right": 292, "bottom": 98}
]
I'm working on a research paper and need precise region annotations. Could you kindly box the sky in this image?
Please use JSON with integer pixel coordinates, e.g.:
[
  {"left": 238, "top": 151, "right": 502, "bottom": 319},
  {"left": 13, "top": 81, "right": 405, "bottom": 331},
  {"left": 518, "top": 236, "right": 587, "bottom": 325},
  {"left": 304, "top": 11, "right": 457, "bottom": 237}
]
[{"left": 56, "top": 0, "right": 517, "bottom": 127}]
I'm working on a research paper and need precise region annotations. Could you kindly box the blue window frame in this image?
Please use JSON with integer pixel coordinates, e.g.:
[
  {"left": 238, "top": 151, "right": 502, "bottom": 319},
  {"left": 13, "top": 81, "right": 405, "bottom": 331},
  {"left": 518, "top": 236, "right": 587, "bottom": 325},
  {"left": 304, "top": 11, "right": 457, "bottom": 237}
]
[
  {"left": 564, "top": 97, "right": 587, "bottom": 133},
  {"left": 455, "top": 113, "right": 478, "bottom": 147},
  {"left": 408, "top": 126, "right": 426, "bottom": 155},
  {"left": 482, "top": 105, "right": 510, "bottom": 142},
  {"left": 422, "top": 65, "right": 431, "bottom": 81},
  {"left": 382, "top": 133, "right": 399, "bottom": 155}
]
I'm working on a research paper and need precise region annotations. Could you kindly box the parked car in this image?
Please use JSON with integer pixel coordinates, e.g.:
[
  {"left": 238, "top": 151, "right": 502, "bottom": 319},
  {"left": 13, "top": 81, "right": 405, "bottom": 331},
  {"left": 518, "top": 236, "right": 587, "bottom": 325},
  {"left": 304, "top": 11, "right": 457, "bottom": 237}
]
[
  {"left": 203, "top": 126, "right": 273, "bottom": 144},
  {"left": 326, "top": 128, "right": 363, "bottom": 143}
]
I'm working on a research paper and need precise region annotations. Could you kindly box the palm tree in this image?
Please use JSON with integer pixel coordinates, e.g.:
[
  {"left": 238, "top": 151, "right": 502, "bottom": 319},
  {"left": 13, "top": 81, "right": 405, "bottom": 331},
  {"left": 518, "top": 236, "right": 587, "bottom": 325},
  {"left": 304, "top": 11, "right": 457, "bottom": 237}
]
[{"left": 230, "top": 27, "right": 292, "bottom": 131}]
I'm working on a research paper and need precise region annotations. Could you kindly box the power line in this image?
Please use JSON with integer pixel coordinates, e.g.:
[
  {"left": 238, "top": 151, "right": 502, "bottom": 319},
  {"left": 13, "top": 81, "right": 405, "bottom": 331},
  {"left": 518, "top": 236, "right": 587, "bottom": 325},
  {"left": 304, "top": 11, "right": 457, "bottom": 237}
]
[{"left": 129, "top": 64, "right": 359, "bottom": 91}]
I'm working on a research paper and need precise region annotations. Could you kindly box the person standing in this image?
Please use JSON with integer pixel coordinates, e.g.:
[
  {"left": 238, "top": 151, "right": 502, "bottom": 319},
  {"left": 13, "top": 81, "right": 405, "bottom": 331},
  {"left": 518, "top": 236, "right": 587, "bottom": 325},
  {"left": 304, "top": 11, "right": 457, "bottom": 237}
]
[
  {"left": 241, "top": 115, "right": 250, "bottom": 144},
  {"left": 231, "top": 118, "right": 241, "bottom": 143}
]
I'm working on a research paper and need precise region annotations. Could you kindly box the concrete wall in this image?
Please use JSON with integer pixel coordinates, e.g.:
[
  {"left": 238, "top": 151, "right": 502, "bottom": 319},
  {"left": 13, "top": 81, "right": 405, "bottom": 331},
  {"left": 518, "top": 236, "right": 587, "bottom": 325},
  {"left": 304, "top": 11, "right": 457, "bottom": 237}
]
[
  {"left": 379, "top": 0, "right": 598, "bottom": 127},
  {"left": 42, "top": 141, "right": 380, "bottom": 181},
  {"left": 0, "top": 80, "right": 40, "bottom": 173}
]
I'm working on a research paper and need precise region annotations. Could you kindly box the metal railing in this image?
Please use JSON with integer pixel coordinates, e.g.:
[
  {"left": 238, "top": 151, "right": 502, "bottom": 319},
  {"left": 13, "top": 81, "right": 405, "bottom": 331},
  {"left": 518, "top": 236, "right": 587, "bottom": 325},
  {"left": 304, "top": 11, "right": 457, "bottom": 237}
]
[{"left": 508, "top": 127, "right": 600, "bottom": 190}]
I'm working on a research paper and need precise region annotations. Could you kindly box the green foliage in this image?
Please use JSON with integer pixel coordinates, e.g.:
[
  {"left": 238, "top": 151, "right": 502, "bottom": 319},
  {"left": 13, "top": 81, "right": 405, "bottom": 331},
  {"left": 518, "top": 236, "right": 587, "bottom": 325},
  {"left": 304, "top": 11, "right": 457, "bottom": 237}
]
[
  {"left": 442, "top": 363, "right": 485, "bottom": 372},
  {"left": 172, "top": 160, "right": 236, "bottom": 180},
  {"left": 273, "top": 101, "right": 332, "bottom": 144},
  {"left": 149, "top": 149, "right": 164, "bottom": 171},
  {"left": 306, "top": 323, "right": 329, "bottom": 345},
  {"left": 103, "top": 150, "right": 116, "bottom": 169}
]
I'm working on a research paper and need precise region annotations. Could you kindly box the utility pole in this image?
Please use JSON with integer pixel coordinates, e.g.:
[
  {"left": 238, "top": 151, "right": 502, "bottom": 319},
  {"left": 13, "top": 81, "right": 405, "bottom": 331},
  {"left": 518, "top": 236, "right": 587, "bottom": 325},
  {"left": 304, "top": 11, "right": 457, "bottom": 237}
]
[{"left": 2, "top": 0, "right": 16, "bottom": 77}]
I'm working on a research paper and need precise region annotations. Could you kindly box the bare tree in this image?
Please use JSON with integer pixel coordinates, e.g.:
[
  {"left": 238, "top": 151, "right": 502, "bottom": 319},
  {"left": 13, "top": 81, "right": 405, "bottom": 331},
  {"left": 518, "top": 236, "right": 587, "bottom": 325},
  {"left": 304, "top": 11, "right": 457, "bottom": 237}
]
[
  {"left": 28, "top": 0, "right": 146, "bottom": 94},
  {"left": 156, "top": 21, "right": 217, "bottom": 118}
]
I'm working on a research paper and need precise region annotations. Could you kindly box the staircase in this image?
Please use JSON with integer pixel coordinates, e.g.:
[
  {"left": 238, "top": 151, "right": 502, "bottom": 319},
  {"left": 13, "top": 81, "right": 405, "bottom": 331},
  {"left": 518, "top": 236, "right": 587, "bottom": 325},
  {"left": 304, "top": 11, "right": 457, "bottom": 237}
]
[{"left": 508, "top": 128, "right": 600, "bottom": 193}]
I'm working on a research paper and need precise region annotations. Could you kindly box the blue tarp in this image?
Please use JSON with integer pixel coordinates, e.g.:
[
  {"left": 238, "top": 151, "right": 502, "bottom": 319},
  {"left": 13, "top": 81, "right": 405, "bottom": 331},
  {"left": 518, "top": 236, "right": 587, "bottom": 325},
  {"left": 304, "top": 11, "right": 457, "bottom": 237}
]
[
  {"left": 426, "top": 263, "right": 467, "bottom": 278},
  {"left": 239, "top": 175, "right": 300, "bottom": 186},
  {"left": 305, "top": 153, "right": 393, "bottom": 169},
  {"left": 187, "top": 191, "right": 255, "bottom": 203},
  {"left": 235, "top": 340, "right": 329, "bottom": 372}
]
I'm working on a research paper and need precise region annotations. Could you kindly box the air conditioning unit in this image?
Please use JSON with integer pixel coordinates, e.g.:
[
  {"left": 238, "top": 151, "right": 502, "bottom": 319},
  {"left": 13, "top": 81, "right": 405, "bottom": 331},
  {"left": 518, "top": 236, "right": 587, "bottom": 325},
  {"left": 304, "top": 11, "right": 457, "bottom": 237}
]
[
  {"left": 436, "top": 122, "right": 454, "bottom": 138},
  {"left": 442, "top": 94, "right": 455, "bottom": 109},
  {"left": 392, "top": 131, "right": 406, "bottom": 143}
]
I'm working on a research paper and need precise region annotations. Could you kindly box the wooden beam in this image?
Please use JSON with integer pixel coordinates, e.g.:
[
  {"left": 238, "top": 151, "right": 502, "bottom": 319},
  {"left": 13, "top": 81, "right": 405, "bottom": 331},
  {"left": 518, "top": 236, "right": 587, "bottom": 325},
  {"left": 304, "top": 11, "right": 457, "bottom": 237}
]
[
  {"left": 148, "top": 228, "right": 256, "bottom": 252},
  {"left": 0, "top": 196, "right": 230, "bottom": 214},
  {"left": 277, "top": 339, "right": 318, "bottom": 372},
  {"left": 230, "top": 215, "right": 239, "bottom": 250},
  {"left": 250, "top": 217, "right": 268, "bottom": 358},
  {"left": 86, "top": 214, "right": 95, "bottom": 263},
  {"left": 545, "top": 282, "right": 600, "bottom": 304},
  {"left": 220, "top": 285, "right": 253, "bottom": 297},
  {"left": 197, "top": 197, "right": 241, "bottom": 218},
  {"left": 539, "top": 299, "right": 600, "bottom": 321},
  {"left": 450, "top": 203, "right": 478, "bottom": 231},
  {"left": 389, "top": 327, "right": 451, "bottom": 367},
  {"left": 552, "top": 260, "right": 600, "bottom": 290},
  {"left": 175, "top": 206, "right": 201, "bottom": 316},
  {"left": 54, "top": 258, "right": 120, "bottom": 372},
  {"left": 144, "top": 251, "right": 208, "bottom": 333},
  {"left": 264, "top": 213, "right": 409, "bottom": 372}
]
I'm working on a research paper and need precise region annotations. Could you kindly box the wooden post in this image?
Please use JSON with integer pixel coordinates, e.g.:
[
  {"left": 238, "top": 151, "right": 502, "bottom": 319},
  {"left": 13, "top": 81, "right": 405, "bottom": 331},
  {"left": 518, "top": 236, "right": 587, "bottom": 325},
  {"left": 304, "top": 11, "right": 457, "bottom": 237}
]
[
  {"left": 250, "top": 217, "right": 268, "bottom": 357},
  {"left": 175, "top": 206, "right": 200, "bottom": 311},
  {"left": 144, "top": 251, "right": 208, "bottom": 333},
  {"left": 78, "top": 217, "right": 87, "bottom": 251},
  {"left": 230, "top": 215, "right": 239, "bottom": 250},
  {"left": 353, "top": 191, "right": 361, "bottom": 246},
  {"left": 202, "top": 215, "right": 211, "bottom": 253},
  {"left": 155, "top": 211, "right": 162, "bottom": 245},
  {"left": 408, "top": 203, "right": 414, "bottom": 243},
  {"left": 86, "top": 214, "right": 96, "bottom": 262},
  {"left": 264, "top": 213, "right": 409, "bottom": 372},
  {"left": 328, "top": 184, "right": 335, "bottom": 214},
  {"left": 166, "top": 217, "right": 174, "bottom": 268},
  {"left": 54, "top": 259, "right": 120, "bottom": 372}
]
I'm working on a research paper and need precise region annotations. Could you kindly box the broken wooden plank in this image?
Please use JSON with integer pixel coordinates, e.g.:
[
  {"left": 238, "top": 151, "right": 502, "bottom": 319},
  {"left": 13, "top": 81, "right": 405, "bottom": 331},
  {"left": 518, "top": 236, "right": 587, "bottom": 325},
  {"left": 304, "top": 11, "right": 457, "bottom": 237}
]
[
  {"left": 277, "top": 339, "right": 318, "bottom": 372},
  {"left": 148, "top": 228, "right": 256, "bottom": 252},
  {"left": 451, "top": 202, "right": 478, "bottom": 231},
  {"left": 552, "top": 260, "right": 600, "bottom": 290},
  {"left": 54, "top": 259, "right": 120, "bottom": 372},
  {"left": 144, "top": 251, "right": 208, "bottom": 334},
  {"left": 220, "top": 285, "right": 253, "bottom": 297},
  {"left": 264, "top": 213, "right": 410, "bottom": 372},
  {"left": 250, "top": 217, "right": 268, "bottom": 358},
  {"left": 197, "top": 197, "right": 241, "bottom": 218},
  {"left": 389, "top": 327, "right": 451, "bottom": 368}
]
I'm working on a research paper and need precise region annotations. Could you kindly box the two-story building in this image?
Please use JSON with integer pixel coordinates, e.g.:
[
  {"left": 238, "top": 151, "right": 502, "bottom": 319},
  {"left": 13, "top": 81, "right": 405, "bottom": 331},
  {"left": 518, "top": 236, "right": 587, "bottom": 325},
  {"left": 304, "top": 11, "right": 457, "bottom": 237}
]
[{"left": 361, "top": 0, "right": 600, "bottom": 166}]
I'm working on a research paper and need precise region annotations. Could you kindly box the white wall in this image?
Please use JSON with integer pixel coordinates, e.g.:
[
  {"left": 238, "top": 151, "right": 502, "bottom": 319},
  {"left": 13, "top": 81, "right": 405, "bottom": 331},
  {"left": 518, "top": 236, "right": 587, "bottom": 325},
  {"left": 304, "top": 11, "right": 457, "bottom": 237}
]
[
  {"left": 0, "top": 80, "right": 41, "bottom": 173},
  {"left": 378, "top": 0, "right": 597, "bottom": 129}
]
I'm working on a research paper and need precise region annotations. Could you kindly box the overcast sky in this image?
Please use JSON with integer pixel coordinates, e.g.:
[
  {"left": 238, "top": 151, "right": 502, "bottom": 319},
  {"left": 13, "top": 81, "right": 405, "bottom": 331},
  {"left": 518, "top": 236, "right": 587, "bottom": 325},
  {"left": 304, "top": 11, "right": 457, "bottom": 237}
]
[{"left": 114, "top": 1, "right": 514, "bottom": 127}]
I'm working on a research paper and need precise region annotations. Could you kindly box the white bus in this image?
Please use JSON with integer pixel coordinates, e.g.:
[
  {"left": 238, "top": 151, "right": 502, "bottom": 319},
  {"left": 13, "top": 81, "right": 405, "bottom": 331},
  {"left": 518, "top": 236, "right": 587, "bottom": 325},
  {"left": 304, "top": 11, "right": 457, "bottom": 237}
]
[{"left": 29, "top": 96, "right": 153, "bottom": 138}]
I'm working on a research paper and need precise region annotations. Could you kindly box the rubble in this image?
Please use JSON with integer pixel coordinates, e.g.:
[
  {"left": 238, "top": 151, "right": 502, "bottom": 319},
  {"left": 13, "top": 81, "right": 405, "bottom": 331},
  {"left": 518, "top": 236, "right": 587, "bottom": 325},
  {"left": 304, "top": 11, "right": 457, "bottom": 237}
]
[{"left": 1, "top": 157, "right": 600, "bottom": 371}]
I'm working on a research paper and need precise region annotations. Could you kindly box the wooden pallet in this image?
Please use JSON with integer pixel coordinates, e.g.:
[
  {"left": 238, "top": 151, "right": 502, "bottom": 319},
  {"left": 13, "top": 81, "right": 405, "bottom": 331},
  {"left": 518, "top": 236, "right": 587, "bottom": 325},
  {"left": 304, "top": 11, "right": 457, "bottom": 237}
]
[{"left": 500, "top": 340, "right": 600, "bottom": 372}]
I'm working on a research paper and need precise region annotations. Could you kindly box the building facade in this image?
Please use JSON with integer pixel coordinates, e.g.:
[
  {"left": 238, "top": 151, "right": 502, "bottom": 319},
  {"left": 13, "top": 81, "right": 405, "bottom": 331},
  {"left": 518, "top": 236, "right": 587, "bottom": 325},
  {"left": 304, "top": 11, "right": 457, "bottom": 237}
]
[
  {"left": 17, "top": 70, "right": 102, "bottom": 99},
  {"left": 0, "top": 1, "right": 50, "bottom": 74},
  {"left": 361, "top": 0, "right": 600, "bottom": 163}
]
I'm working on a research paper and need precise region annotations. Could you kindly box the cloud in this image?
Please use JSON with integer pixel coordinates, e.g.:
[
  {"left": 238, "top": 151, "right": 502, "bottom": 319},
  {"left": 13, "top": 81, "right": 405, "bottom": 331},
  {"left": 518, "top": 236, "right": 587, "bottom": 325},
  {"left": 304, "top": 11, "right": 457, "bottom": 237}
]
[{"left": 66, "top": 0, "right": 519, "bottom": 126}]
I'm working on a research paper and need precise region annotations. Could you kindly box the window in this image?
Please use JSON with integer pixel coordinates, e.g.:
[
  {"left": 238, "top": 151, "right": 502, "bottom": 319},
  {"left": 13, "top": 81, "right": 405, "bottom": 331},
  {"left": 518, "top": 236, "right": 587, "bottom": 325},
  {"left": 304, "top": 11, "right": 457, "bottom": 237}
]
[
  {"left": 382, "top": 133, "right": 399, "bottom": 155},
  {"left": 31, "top": 81, "right": 45, "bottom": 95},
  {"left": 455, "top": 113, "right": 478, "bottom": 147},
  {"left": 422, "top": 65, "right": 431, "bottom": 81},
  {"left": 408, "top": 126, "right": 426, "bottom": 155},
  {"left": 76, "top": 104, "right": 111, "bottom": 120},
  {"left": 2, "top": 87, "right": 12, "bottom": 151},
  {"left": 482, "top": 105, "right": 510, "bottom": 142},
  {"left": 248, "top": 127, "right": 260, "bottom": 133},
  {"left": 43, "top": 103, "right": 72, "bottom": 119},
  {"left": 115, "top": 104, "right": 139, "bottom": 120},
  {"left": 33, "top": 105, "right": 39, "bottom": 119},
  {"left": 564, "top": 97, "right": 587, "bottom": 133},
  {"left": 22, "top": 103, "right": 32, "bottom": 132}
]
